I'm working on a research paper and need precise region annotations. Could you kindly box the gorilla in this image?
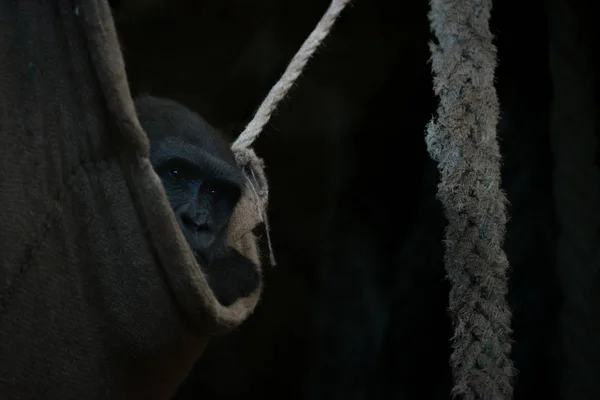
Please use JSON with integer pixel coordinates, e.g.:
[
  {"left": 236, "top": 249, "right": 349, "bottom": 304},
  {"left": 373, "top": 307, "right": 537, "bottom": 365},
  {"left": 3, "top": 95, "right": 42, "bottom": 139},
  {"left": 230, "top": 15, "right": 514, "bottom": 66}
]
[{"left": 135, "top": 95, "right": 260, "bottom": 306}]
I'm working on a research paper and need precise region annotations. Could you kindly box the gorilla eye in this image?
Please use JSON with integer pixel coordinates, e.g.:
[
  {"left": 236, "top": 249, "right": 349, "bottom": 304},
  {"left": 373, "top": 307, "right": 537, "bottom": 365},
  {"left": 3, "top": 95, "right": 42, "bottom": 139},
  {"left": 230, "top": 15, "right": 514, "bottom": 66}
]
[
  {"left": 202, "top": 182, "right": 219, "bottom": 196},
  {"left": 156, "top": 158, "right": 200, "bottom": 184},
  {"left": 168, "top": 167, "right": 185, "bottom": 181},
  {"left": 201, "top": 181, "right": 241, "bottom": 211}
]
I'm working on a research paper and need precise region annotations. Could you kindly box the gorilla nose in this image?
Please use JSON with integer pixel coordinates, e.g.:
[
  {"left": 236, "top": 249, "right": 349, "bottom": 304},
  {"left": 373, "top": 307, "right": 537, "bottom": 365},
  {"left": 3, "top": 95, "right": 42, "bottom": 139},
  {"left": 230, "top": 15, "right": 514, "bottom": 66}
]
[{"left": 181, "top": 210, "right": 210, "bottom": 231}]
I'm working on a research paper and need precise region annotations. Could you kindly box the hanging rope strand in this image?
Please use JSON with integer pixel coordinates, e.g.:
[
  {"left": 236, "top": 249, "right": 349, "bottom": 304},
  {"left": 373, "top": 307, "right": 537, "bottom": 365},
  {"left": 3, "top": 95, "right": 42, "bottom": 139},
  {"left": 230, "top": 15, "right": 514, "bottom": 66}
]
[
  {"left": 427, "top": 0, "right": 514, "bottom": 398},
  {"left": 231, "top": 0, "right": 351, "bottom": 267},
  {"left": 232, "top": 0, "right": 351, "bottom": 151}
]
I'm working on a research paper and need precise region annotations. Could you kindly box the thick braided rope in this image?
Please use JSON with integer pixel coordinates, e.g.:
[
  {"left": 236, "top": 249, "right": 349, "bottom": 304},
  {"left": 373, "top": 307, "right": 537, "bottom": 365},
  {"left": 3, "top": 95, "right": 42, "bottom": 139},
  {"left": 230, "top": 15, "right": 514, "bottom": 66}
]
[
  {"left": 426, "top": 0, "right": 514, "bottom": 398},
  {"left": 231, "top": 0, "right": 351, "bottom": 151}
]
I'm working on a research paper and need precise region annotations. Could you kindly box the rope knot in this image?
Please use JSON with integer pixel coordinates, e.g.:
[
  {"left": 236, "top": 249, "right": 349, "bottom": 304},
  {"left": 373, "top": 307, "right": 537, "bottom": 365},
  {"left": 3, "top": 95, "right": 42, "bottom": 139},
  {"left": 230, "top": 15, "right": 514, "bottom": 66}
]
[{"left": 232, "top": 146, "right": 276, "bottom": 266}]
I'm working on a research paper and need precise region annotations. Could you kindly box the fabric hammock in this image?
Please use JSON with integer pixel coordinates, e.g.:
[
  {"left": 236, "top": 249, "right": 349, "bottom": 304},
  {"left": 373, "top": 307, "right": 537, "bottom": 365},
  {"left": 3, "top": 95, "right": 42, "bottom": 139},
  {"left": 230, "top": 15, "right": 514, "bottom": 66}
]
[{"left": 0, "top": 1, "right": 263, "bottom": 398}]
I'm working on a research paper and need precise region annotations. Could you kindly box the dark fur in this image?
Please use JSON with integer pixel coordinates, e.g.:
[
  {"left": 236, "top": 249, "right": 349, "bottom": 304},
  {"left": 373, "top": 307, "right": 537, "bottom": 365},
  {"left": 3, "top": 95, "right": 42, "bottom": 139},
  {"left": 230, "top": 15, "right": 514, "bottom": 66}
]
[{"left": 135, "top": 95, "right": 259, "bottom": 306}]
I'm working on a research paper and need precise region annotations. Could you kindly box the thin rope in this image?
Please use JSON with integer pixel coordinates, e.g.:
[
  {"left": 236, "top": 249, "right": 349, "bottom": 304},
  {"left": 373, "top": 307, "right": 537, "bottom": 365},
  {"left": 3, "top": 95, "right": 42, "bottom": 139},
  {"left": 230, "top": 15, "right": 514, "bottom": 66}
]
[
  {"left": 231, "top": 0, "right": 351, "bottom": 267},
  {"left": 231, "top": 0, "right": 351, "bottom": 151}
]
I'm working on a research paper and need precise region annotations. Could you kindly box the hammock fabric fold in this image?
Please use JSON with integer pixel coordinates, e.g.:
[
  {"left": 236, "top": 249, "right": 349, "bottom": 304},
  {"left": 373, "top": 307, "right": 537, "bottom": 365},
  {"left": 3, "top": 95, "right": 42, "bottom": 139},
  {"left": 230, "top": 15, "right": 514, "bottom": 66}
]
[{"left": 0, "top": 1, "right": 263, "bottom": 398}]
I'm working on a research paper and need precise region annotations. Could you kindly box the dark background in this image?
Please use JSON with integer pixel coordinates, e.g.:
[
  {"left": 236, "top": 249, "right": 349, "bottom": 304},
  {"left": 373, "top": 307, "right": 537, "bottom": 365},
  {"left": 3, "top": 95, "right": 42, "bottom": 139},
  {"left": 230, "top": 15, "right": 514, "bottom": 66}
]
[{"left": 108, "top": 0, "right": 600, "bottom": 398}]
